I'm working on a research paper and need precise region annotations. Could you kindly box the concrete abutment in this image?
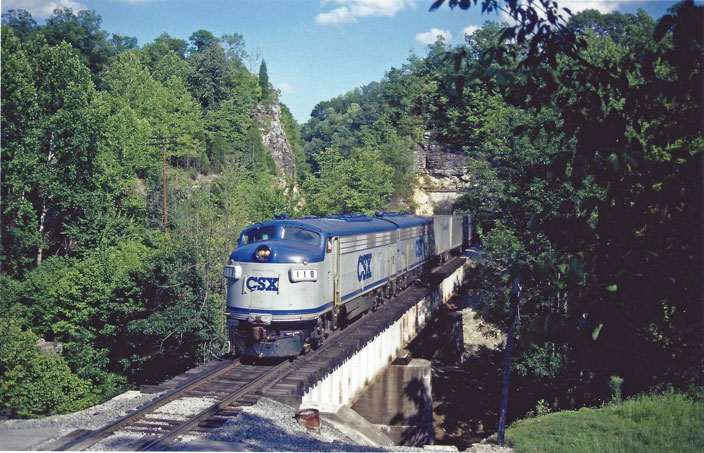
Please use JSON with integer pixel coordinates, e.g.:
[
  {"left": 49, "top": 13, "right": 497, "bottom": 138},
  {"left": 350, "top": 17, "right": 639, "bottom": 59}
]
[{"left": 351, "top": 358, "right": 433, "bottom": 446}]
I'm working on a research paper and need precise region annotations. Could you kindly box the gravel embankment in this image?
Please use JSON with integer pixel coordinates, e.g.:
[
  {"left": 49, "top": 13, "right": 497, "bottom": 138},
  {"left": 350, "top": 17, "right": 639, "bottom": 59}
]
[
  {"left": 174, "top": 397, "right": 383, "bottom": 451},
  {"left": 0, "top": 390, "right": 163, "bottom": 450},
  {"left": 173, "top": 397, "right": 514, "bottom": 452},
  {"left": 1, "top": 391, "right": 514, "bottom": 451}
]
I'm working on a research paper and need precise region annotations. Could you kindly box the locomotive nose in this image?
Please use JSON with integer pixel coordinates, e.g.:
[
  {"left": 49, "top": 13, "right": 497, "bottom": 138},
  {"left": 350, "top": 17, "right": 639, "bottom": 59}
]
[{"left": 230, "top": 241, "right": 324, "bottom": 264}]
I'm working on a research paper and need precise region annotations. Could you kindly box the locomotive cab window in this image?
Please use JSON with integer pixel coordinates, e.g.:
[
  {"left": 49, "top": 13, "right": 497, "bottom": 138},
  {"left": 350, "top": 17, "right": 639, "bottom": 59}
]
[
  {"left": 281, "top": 226, "right": 321, "bottom": 246},
  {"left": 241, "top": 226, "right": 276, "bottom": 245}
]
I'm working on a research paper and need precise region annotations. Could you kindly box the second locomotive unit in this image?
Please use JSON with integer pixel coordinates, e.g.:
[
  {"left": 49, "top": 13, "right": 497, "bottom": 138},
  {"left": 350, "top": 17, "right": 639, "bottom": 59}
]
[{"left": 224, "top": 212, "right": 470, "bottom": 358}]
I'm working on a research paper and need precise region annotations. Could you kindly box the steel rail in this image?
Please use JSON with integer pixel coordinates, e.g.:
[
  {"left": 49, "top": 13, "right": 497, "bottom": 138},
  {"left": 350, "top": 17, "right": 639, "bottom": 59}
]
[
  {"left": 55, "top": 359, "right": 239, "bottom": 451},
  {"left": 140, "top": 360, "right": 293, "bottom": 450},
  {"left": 55, "top": 256, "right": 465, "bottom": 451}
]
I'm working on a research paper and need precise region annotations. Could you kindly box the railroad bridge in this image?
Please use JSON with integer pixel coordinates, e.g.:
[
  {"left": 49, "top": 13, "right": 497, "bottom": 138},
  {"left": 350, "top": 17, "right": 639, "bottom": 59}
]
[{"left": 264, "top": 254, "right": 473, "bottom": 446}]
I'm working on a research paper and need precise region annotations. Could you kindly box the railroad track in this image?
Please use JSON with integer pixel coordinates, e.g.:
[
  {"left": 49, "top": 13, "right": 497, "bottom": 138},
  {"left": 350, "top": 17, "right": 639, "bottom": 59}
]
[
  {"left": 53, "top": 256, "right": 465, "bottom": 451},
  {"left": 54, "top": 358, "right": 293, "bottom": 451}
]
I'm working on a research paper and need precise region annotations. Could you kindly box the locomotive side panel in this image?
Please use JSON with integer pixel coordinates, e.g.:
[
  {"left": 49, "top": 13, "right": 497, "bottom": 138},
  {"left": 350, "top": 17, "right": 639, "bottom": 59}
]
[
  {"left": 397, "top": 225, "right": 430, "bottom": 274},
  {"left": 338, "top": 231, "right": 395, "bottom": 304}
]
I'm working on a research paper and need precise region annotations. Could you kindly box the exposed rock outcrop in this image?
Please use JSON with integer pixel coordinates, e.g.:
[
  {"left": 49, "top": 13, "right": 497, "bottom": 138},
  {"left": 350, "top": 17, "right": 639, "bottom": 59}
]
[
  {"left": 254, "top": 100, "right": 297, "bottom": 181},
  {"left": 412, "top": 135, "right": 472, "bottom": 215},
  {"left": 413, "top": 139, "right": 472, "bottom": 192}
]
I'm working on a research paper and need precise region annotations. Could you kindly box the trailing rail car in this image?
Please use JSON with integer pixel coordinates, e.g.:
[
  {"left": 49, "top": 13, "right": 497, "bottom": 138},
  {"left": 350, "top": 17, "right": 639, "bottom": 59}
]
[{"left": 224, "top": 212, "right": 470, "bottom": 358}]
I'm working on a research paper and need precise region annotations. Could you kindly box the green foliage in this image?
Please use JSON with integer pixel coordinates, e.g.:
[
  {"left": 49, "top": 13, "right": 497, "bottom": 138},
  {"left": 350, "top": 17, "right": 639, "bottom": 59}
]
[
  {"left": 303, "top": 148, "right": 394, "bottom": 216},
  {"left": 1, "top": 33, "right": 106, "bottom": 273},
  {"left": 220, "top": 33, "right": 248, "bottom": 65},
  {"left": 41, "top": 8, "right": 114, "bottom": 77},
  {"left": 434, "top": 0, "right": 702, "bottom": 411},
  {"left": 259, "top": 59, "right": 270, "bottom": 103},
  {"left": 502, "top": 393, "right": 704, "bottom": 453},
  {"left": 300, "top": 79, "right": 416, "bottom": 203},
  {"left": 0, "top": 318, "right": 96, "bottom": 418},
  {"left": 1, "top": 9, "right": 38, "bottom": 39},
  {"left": 141, "top": 33, "right": 188, "bottom": 64},
  {"left": 610, "top": 376, "right": 624, "bottom": 403},
  {"left": 189, "top": 29, "right": 218, "bottom": 54},
  {"left": 2, "top": 9, "right": 302, "bottom": 418},
  {"left": 187, "top": 42, "right": 236, "bottom": 109}
]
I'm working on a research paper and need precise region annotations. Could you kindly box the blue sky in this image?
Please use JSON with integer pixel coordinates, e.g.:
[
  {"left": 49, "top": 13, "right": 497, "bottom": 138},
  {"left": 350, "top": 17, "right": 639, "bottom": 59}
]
[{"left": 3, "top": 1, "right": 685, "bottom": 123}]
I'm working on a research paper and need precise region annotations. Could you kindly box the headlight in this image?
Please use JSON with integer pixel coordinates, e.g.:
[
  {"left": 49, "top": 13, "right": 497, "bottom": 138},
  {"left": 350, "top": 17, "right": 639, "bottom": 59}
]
[
  {"left": 289, "top": 268, "right": 318, "bottom": 282},
  {"left": 255, "top": 245, "right": 271, "bottom": 262}
]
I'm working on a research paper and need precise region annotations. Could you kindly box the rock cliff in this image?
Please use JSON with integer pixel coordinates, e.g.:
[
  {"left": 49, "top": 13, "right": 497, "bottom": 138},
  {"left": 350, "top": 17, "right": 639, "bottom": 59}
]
[
  {"left": 253, "top": 100, "right": 297, "bottom": 182},
  {"left": 413, "top": 138, "right": 471, "bottom": 191},
  {"left": 412, "top": 135, "right": 471, "bottom": 215}
]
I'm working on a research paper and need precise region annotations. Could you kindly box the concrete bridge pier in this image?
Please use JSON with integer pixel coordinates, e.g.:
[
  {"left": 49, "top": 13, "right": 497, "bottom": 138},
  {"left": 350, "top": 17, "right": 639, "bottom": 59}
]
[{"left": 351, "top": 356, "right": 433, "bottom": 446}]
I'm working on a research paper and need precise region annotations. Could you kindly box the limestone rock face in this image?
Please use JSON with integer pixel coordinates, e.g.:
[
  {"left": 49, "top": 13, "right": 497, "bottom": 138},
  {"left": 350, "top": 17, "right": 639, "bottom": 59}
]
[
  {"left": 412, "top": 136, "right": 472, "bottom": 215},
  {"left": 413, "top": 139, "right": 472, "bottom": 192},
  {"left": 254, "top": 101, "right": 296, "bottom": 181}
]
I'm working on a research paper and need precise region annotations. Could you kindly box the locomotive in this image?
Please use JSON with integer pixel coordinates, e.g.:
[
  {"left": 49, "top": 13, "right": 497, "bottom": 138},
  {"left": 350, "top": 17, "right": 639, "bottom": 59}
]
[{"left": 223, "top": 212, "right": 470, "bottom": 358}]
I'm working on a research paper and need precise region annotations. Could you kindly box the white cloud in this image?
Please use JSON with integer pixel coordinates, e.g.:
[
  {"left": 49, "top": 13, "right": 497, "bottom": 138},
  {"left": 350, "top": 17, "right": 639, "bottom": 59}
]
[
  {"left": 276, "top": 81, "right": 297, "bottom": 94},
  {"left": 2, "top": 0, "right": 87, "bottom": 19},
  {"left": 560, "top": 1, "right": 622, "bottom": 14},
  {"left": 316, "top": 6, "right": 355, "bottom": 25},
  {"left": 2, "top": 0, "right": 154, "bottom": 19},
  {"left": 316, "top": 0, "right": 415, "bottom": 25},
  {"left": 499, "top": 0, "right": 622, "bottom": 24},
  {"left": 463, "top": 25, "right": 479, "bottom": 37},
  {"left": 415, "top": 27, "right": 452, "bottom": 45}
]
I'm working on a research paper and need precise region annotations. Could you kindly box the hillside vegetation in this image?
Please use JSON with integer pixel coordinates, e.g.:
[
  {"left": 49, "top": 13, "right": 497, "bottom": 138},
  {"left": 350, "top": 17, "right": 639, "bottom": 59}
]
[
  {"left": 1, "top": 8, "right": 302, "bottom": 417},
  {"left": 502, "top": 393, "right": 704, "bottom": 453}
]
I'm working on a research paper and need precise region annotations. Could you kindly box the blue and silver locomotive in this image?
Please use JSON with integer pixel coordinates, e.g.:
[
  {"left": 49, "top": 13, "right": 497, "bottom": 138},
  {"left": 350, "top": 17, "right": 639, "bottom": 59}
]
[{"left": 224, "top": 212, "right": 469, "bottom": 358}]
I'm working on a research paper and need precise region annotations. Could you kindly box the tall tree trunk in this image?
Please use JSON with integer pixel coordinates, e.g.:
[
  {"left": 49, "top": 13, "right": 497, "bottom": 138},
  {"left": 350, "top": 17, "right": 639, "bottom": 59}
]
[
  {"left": 36, "top": 202, "right": 47, "bottom": 266},
  {"left": 37, "top": 131, "right": 55, "bottom": 267}
]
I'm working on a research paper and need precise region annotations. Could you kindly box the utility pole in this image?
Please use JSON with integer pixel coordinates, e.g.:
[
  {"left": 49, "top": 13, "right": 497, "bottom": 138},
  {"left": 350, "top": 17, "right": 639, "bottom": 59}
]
[{"left": 148, "top": 136, "right": 177, "bottom": 234}]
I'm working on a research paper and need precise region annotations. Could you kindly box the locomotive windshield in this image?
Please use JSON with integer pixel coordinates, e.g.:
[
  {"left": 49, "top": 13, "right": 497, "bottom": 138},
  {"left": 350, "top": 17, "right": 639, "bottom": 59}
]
[
  {"left": 281, "top": 226, "right": 321, "bottom": 246},
  {"left": 241, "top": 226, "right": 276, "bottom": 245}
]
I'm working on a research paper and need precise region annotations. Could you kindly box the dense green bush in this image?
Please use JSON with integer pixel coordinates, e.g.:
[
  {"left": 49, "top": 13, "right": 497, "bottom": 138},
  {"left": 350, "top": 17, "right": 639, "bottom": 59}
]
[{"left": 0, "top": 318, "right": 96, "bottom": 418}]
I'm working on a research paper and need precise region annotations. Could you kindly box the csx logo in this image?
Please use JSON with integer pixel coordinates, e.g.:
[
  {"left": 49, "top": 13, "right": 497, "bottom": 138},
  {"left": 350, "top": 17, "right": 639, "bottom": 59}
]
[
  {"left": 357, "top": 253, "right": 372, "bottom": 281},
  {"left": 246, "top": 277, "right": 279, "bottom": 292}
]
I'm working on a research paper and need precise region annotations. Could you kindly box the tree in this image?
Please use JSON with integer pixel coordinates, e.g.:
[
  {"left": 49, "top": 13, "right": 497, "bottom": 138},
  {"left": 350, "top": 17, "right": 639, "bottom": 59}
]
[
  {"left": 187, "top": 41, "right": 236, "bottom": 109},
  {"left": 1, "top": 26, "right": 40, "bottom": 276},
  {"left": 109, "top": 34, "right": 138, "bottom": 53},
  {"left": 141, "top": 33, "right": 188, "bottom": 66},
  {"left": 42, "top": 8, "right": 113, "bottom": 76},
  {"left": 303, "top": 148, "right": 394, "bottom": 216},
  {"left": 1, "top": 9, "right": 37, "bottom": 39},
  {"left": 1, "top": 38, "right": 105, "bottom": 269},
  {"left": 221, "top": 32, "right": 248, "bottom": 65},
  {"left": 259, "top": 59, "right": 270, "bottom": 103},
  {"left": 434, "top": 0, "right": 702, "bottom": 404},
  {"left": 189, "top": 29, "right": 218, "bottom": 54}
]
